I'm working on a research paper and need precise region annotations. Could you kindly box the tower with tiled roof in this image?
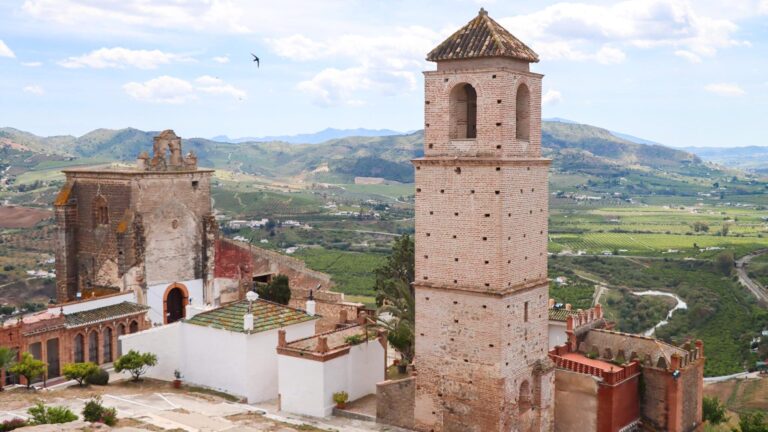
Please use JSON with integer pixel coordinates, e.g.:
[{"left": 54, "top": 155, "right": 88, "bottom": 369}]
[{"left": 413, "top": 8, "right": 554, "bottom": 431}]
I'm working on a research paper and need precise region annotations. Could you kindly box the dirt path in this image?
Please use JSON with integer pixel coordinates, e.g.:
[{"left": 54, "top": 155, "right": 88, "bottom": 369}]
[{"left": 736, "top": 249, "right": 768, "bottom": 304}]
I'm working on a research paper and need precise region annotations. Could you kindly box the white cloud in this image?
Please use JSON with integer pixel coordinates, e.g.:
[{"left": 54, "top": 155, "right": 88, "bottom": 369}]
[
  {"left": 705, "top": 83, "right": 745, "bottom": 97},
  {"left": 124, "top": 75, "right": 246, "bottom": 104},
  {"left": 500, "top": 0, "right": 749, "bottom": 63},
  {"left": 595, "top": 46, "right": 626, "bottom": 64},
  {"left": 761, "top": 0, "right": 768, "bottom": 14},
  {"left": 268, "top": 26, "right": 441, "bottom": 106},
  {"left": 23, "top": 84, "right": 45, "bottom": 95},
  {"left": 21, "top": 0, "right": 251, "bottom": 34},
  {"left": 542, "top": 90, "right": 563, "bottom": 105},
  {"left": 21, "top": 61, "right": 43, "bottom": 67},
  {"left": 195, "top": 75, "right": 246, "bottom": 99},
  {"left": 212, "top": 56, "right": 230, "bottom": 64},
  {"left": 0, "top": 40, "right": 15, "bottom": 58},
  {"left": 59, "top": 47, "right": 191, "bottom": 69},
  {"left": 674, "top": 50, "right": 702, "bottom": 63}
]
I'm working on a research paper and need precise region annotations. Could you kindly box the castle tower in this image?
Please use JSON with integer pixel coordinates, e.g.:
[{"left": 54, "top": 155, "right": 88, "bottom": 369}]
[{"left": 413, "top": 9, "right": 554, "bottom": 431}]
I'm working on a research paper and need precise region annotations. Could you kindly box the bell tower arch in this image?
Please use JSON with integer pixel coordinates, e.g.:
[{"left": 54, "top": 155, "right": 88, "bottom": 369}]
[{"left": 414, "top": 8, "right": 554, "bottom": 432}]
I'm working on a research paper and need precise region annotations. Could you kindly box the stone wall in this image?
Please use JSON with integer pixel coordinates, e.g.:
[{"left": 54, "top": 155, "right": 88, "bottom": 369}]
[{"left": 377, "top": 376, "right": 415, "bottom": 430}]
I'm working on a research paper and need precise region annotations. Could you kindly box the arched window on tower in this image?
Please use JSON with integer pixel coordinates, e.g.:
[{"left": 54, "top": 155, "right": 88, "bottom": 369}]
[
  {"left": 93, "top": 195, "right": 109, "bottom": 227},
  {"left": 449, "top": 83, "right": 477, "bottom": 139},
  {"left": 516, "top": 84, "right": 530, "bottom": 143},
  {"left": 518, "top": 380, "right": 532, "bottom": 414}
]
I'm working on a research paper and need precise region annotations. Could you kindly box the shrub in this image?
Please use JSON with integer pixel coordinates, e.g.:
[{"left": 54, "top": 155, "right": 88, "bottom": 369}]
[
  {"left": 62, "top": 362, "right": 99, "bottom": 387},
  {"left": 332, "top": 391, "right": 349, "bottom": 405},
  {"left": 9, "top": 353, "right": 46, "bottom": 389},
  {"left": 256, "top": 274, "right": 291, "bottom": 305},
  {"left": 86, "top": 367, "right": 110, "bottom": 386},
  {"left": 27, "top": 402, "right": 77, "bottom": 424},
  {"left": 0, "top": 418, "right": 27, "bottom": 432},
  {"left": 82, "top": 396, "right": 117, "bottom": 426},
  {"left": 702, "top": 396, "right": 728, "bottom": 425},
  {"left": 114, "top": 350, "right": 157, "bottom": 382},
  {"left": 344, "top": 334, "right": 365, "bottom": 345}
]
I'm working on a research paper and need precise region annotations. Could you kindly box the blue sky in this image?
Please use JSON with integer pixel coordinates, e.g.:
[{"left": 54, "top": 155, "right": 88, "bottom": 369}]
[{"left": 0, "top": 0, "right": 766, "bottom": 147}]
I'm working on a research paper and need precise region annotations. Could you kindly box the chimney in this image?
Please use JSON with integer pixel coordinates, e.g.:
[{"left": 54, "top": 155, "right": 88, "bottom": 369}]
[
  {"left": 306, "top": 290, "right": 316, "bottom": 316},
  {"left": 278, "top": 329, "right": 286, "bottom": 347},
  {"left": 695, "top": 339, "right": 704, "bottom": 357},
  {"left": 243, "top": 312, "right": 254, "bottom": 332},
  {"left": 595, "top": 303, "right": 602, "bottom": 319},
  {"left": 316, "top": 336, "right": 329, "bottom": 354},
  {"left": 670, "top": 353, "right": 681, "bottom": 370}
]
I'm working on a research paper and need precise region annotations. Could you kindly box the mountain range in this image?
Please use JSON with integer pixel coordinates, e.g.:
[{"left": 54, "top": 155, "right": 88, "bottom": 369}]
[
  {"left": 1, "top": 121, "right": 763, "bottom": 187},
  {"left": 211, "top": 127, "right": 406, "bottom": 144}
]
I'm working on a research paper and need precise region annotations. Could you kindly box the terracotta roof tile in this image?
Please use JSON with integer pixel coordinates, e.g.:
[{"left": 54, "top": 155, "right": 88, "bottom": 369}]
[
  {"left": 427, "top": 8, "right": 539, "bottom": 63},
  {"left": 65, "top": 302, "right": 149, "bottom": 328},
  {"left": 187, "top": 299, "right": 318, "bottom": 334},
  {"left": 548, "top": 307, "right": 578, "bottom": 322}
]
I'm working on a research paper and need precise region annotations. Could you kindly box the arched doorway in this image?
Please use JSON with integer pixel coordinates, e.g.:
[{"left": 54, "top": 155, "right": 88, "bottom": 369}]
[
  {"left": 449, "top": 83, "right": 478, "bottom": 139},
  {"left": 129, "top": 320, "right": 139, "bottom": 334},
  {"left": 74, "top": 334, "right": 85, "bottom": 363},
  {"left": 88, "top": 330, "right": 99, "bottom": 364},
  {"left": 163, "top": 283, "right": 189, "bottom": 324},
  {"left": 103, "top": 327, "right": 113, "bottom": 363}
]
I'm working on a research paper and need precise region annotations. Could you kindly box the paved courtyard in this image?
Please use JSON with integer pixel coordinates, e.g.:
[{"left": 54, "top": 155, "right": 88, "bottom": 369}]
[{"left": 0, "top": 378, "right": 407, "bottom": 432}]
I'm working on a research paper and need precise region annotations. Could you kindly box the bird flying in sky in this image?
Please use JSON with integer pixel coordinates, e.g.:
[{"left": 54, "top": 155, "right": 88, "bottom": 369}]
[{"left": 251, "top": 53, "right": 260, "bottom": 67}]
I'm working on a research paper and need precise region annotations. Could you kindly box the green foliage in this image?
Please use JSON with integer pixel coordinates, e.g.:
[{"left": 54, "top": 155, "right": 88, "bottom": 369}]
[
  {"left": 738, "top": 412, "right": 768, "bottom": 432},
  {"left": 62, "top": 362, "right": 99, "bottom": 386},
  {"left": 0, "top": 418, "right": 27, "bottom": 432},
  {"left": 9, "top": 352, "right": 46, "bottom": 389},
  {"left": 27, "top": 402, "right": 77, "bottom": 425},
  {"left": 332, "top": 391, "right": 349, "bottom": 404},
  {"left": 344, "top": 334, "right": 365, "bottom": 345},
  {"left": 0, "top": 347, "right": 16, "bottom": 391},
  {"left": 257, "top": 274, "right": 291, "bottom": 305},
  {"left": 702, "top": 396, "right": 728, "bottom": 425},
  {"left": 715, "top": 252, "right": 734, "bottom": 276},
  {"left": 114, "top": 350, "right": 157, "bottom": 382},
  {"left": 374, "top": 235, "right": 415, "bottom": 364},
  {"left": 86, "top": 367, "right": 110, "bottom": 386},
  {"left": 82, "top": 396, "right": 117, "bottom": 426},
  {"left": 293, "top": 248, "right": 387, "bottom": 296}
]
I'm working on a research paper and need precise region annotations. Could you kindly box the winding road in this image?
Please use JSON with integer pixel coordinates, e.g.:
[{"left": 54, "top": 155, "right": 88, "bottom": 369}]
[{"left": 736, "top": 249, "right": 768, "bottom": 304}]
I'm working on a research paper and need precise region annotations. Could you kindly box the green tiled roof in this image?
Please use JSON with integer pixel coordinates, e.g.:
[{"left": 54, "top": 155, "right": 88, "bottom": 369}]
[
  {"left": 548, "top": 308, "right": 578, "bottom": 322},
  {"left": 186, "top": 299, "right": 318, "bottom": 334},
  {"left": 65, "top": 302, "right": 149, "bottom": 327}
]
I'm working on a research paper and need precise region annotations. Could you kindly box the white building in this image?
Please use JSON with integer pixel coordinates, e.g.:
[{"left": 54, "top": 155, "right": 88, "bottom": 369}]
[
  {"left": 277, "top": 323, "right": 386, "bottom": 417},
  {"left": 120, "top": 298, "right": 318, "bottom": 403}
]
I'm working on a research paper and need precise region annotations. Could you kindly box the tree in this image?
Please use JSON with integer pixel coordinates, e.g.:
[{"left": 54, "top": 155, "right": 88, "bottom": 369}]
[
  {"left": 374, "top": 235, "right": 415, "bottom": 364},
  {"left": 257, "top": 274, "right": 291, "bottom": 305},
  {"left": 9, "top": 352, "right": 46, "bottom": 389},
  {"left": 114, "top": 350, "right": 157, "bottom": 382},
  {"left": 702, "top": 396, "right": 728, "bottom": 425},
  {"left": 62, "top": 362, "right": 99, "bottom": 387},
  {"left": 714, "top": 252, "right": 734, "bottom": 276},
  {"left": 738, "top": 411, "right": 768, "bottom": 432},
  {"left": 374, "top": 234, "right": 414, "bottom": 308},
  {"left": 0, "top": 347, "right": 17, "bottom": 391},
  {"left": 721, "top": 223, "right": 731, "bottom": 237}
]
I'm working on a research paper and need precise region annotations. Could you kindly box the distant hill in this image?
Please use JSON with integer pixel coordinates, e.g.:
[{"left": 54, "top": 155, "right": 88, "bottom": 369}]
[
  {"left": 0, "top": 121, "right": 730, "bottom": 186},
  {"left": 211, "top": 127, "right": 405, "bottom": 144},
  {"left": 683, "top": 146, "right": 768, "bottom": 175}
]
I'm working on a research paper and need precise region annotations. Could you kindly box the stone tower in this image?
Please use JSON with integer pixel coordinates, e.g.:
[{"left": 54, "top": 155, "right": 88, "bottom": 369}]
[{"left": 413, "top": 9, "right": 554, "bottom": 432}]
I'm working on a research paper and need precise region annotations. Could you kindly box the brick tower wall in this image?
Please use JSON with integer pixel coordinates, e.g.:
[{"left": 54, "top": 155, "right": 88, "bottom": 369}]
[{"left": 413, "top": 60, "right": 553, "bottom": 432}]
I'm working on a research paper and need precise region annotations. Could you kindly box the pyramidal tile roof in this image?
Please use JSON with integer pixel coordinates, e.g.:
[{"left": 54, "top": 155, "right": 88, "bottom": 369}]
[
  {"left": 186, "top": 299, "right": 318, "bottom": 334},
  {"left": 427, "top": 8, "right": 539, "bottom": 63}
]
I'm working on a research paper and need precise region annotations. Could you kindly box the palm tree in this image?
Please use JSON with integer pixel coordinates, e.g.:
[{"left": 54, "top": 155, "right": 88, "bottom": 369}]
[
  {"left": 376, "top": 279, "right": 415, "bottom": 365},
  {"left": 0, "top": 347, "right": 17, "bottom": 391}
]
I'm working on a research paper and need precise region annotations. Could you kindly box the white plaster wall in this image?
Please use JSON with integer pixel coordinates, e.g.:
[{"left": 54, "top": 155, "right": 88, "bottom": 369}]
[
  {"left": 278, "top": 354, "right": 326, "bottom": 417},
  {"left": 549, "top": 321, "right": 567, "bottom": 349},
  {"left": 54, "top": 292, "right": 136, "bottom": 315},
  {"left": 278, "top": 340, "right": 385, "bottom": 418},
  {"left": 346, "top": 341, "right": 385, "bottom": 401},
  {"left": 118, "top": 323, "right": 182, "bottom": 381},
  {"left": 146, "top": 278, "right": 203, "bottom": 324}
]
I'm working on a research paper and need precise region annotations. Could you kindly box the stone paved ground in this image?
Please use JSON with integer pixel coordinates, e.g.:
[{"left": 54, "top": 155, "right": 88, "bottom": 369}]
[{"left": 0, "top": 378, "right": 409, "bottom": 432}]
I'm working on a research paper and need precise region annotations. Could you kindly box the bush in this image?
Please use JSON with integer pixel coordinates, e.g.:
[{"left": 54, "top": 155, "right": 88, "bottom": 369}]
[
  {"left": 702, "top": 396, "right": 728, "bottom": 425},
  {"left": 256, "top": 274, "right": 291, "bottom": 305},
  {"left": 344, "top": 334, "right": 365, "bottom": 345},
  {"left": 27, "top": 402, "right": 77, "bottom": 425},
  {"left": 332, "top": 391, "right": 349, "bottom": 405},
  {"left": 0, "top": 418, "right": 27, "bottom": 432},
  {"left": 62, "top": 362, "right": 99, "bottom": 387},
  {"left": 82, "top": 396, "right": 117, "bottom": 426},
  {"left": 114, "top": 350, "right": 157, "bottom": 382},
  {"left": 9, "top": 352, "right": 46, "bottom": 389},
  {"left": 86, "top": 367, "right": 110, "bottom": 386}
]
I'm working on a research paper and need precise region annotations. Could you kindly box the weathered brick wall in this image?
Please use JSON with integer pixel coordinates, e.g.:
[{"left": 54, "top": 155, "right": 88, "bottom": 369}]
[
  {"left": 681, "top": 360, "right": 704, "bottom": 431},
  {"left": 377, "top": 376, "right": 415, "bottom": 430},
  {"left": 414, "top": 54, "right": 552, "bottom": 431},
  {"left": 639, "top": 367, "right": 669, "bottom": 430}
]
